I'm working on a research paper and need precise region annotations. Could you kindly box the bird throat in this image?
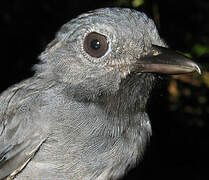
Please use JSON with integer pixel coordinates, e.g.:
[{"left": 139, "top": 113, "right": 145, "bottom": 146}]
[
  {"left": 65, "top": 72, "right": 156, "bottom": 136},
  {"left": 96, "top": 73, "right": 156, "bottom": 136}
]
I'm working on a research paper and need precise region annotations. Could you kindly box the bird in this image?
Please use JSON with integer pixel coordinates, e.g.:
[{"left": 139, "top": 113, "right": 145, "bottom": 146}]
[{"left": 0, "top": 8, "right": 201, "bottom": 180}]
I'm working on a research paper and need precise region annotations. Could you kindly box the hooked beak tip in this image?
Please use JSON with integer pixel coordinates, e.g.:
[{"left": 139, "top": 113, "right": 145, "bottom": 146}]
[
  {"left": 179, "top": 60, "right": 202, "bottom": 75},
  {"left": 193, "top": 62, "right": 202, "bottom": 74}
]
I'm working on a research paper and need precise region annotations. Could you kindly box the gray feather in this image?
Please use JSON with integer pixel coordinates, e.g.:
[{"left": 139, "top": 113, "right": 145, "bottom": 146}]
[{"left": 0, "top": 8, "right": 166, "bottom": 180}]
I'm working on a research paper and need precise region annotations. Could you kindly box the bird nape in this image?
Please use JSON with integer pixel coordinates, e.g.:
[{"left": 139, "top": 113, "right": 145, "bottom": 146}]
[{"left": 0, "top": 7, "right": 200, "bottom": 180}]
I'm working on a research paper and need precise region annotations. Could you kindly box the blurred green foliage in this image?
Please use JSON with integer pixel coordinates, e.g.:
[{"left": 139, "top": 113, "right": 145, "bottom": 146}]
[
  {"left": 192, "top": 44, "right": 209, "bottom": 57},
  {"left": 132, "top": 0, "right": 144, "bottom": 7}
]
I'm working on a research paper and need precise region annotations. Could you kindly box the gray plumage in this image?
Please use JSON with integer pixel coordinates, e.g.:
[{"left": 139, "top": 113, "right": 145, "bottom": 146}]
[{"left": 0, "top": 8, "right": 200, "bottom": 180}]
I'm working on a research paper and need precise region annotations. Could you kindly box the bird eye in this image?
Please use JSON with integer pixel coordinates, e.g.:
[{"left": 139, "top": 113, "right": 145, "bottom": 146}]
[{"left": 84, "top": 32, "right": 108, "bottom": 58}]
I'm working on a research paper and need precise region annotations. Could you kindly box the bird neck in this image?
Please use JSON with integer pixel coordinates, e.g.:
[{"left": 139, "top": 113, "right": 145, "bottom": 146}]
[
  {"left": 95, "top": 74, "right": 155, "bottom": 137},
  {"left": 62, "top": 73, "right": 155, "bottom": 137}
]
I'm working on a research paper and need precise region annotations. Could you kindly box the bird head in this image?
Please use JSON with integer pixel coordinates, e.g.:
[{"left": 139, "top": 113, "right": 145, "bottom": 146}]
[{"left": 36, "top": 8, "right": 200, "bottom": 103}]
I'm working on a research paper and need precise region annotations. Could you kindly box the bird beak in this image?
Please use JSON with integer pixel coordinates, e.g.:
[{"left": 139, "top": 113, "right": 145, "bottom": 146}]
[{"left": 133, "top": 45, "right": 201, "bottom": 75}]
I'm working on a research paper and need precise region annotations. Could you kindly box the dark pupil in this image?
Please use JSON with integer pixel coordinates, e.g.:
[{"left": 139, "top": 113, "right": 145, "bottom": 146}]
[{"left": 90, "top": 39, "right": 101, "bottom": 50}]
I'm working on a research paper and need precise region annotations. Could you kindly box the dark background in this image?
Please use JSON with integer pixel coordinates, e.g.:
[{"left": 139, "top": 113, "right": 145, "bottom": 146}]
[{"left": 0, "top": 0, "right": 209, "bottom": 179}]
